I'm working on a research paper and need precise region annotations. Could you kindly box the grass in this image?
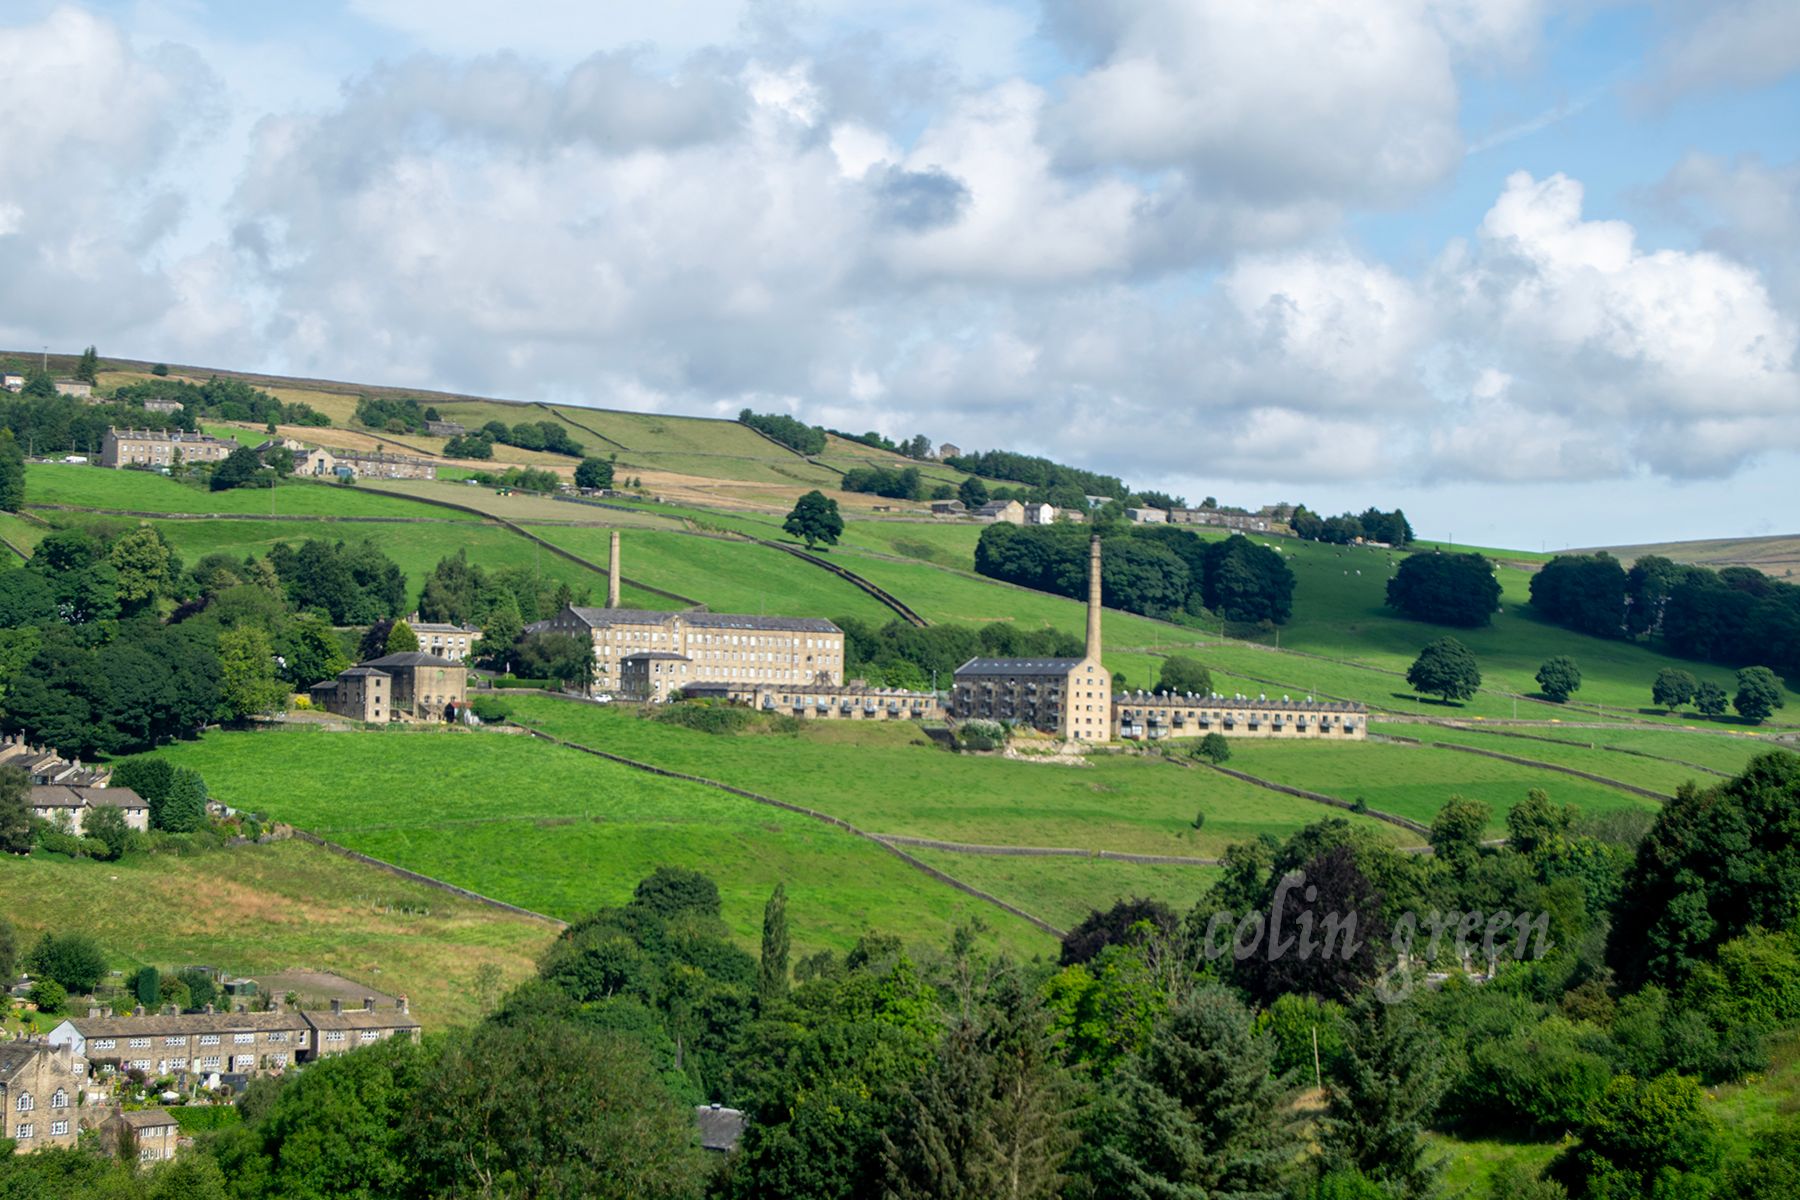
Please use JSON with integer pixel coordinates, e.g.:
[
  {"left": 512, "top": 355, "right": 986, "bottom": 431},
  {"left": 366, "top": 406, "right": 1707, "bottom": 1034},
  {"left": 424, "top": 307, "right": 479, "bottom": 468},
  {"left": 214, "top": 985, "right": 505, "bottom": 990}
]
[
  {"left": 0, "top": 839, "right": 553, "bottom": 1029},
  {"left": 1222, "top": 740, "right": 1664, "bottom": 832},
  {"left": 361, "top": 479, "right": 682, "bottom": 526},
  {"left": 499, "top": 695, "right": 1413, "bottom": 858},
  {"left": 26, "top": 462, "right": 481, "bottom": 520},
  {"left": 1373, "top": 723, "right": 1715, "bottom": 796},
  {"left": 548, "top": 407, "right": 792, "bottom": 457},
  {"left": 904, "top": 851, "right": 1221, "bottom": 930},
  {"left": 528, "top": 527, "right": 897, "bottom": 624},
  {"left": 154, "top": 727, "right": 1055, "bottom": 960}
]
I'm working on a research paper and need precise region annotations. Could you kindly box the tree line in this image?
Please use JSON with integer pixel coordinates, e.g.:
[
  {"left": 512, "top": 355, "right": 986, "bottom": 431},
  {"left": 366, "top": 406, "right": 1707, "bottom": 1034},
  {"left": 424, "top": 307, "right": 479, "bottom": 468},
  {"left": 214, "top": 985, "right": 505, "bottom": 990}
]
[
  {"left": 1291, "top": 504, "right": 1414, "bottom": 546},
  {"left": 1530, "top": 552, "right": 1800, "bottom": 679},
  {"left": 8, "top": 754, "right": 1800, "bottom": 1197},
  {"left": 975, "top": 524, "right": 1296, "bottom": 625}
]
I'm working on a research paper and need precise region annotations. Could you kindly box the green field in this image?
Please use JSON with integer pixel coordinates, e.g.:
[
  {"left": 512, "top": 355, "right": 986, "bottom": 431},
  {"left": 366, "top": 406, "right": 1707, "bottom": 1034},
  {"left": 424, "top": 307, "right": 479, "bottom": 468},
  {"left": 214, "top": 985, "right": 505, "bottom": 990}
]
[
  {"left": 0, "top": 839, "right": 553, "bottom": 1029},
  {"left": 26, "top": 462, "right": 482, "bottom": 519},
  {"left": 903, "top": 850, "right": 1221, "bottom": 930},
  {"left": 156, "top": 727, "right": 1056, "bottom": 958},
  {"left": 499, "top": 695, "right": 1412, "bottom": 858},
  {"left": 529, "top": 527, "right": 897, "bottom": 625},
  {"left": 1221, "top": 739, "right": 1664, "bottom": 832}
]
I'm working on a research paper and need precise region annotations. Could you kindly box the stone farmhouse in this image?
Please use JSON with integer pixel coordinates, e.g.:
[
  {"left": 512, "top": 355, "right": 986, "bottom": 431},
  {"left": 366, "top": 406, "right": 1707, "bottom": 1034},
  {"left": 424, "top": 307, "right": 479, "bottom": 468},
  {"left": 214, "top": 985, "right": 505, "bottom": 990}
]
[
  {"left": 293, "top": 447, "right": 437, "bottom": 481},
  {"left": 935, "top": 442, "right": 962, "bottom": 460},
  {"left": 0, "top": 1042, "right": 86, "bottom": 1153},
  {"left": 974, "top": 499, "right": 1025, "bottom": 524},
  {"left": 29, "top": 785, "right": 150, "bottom": 833},
  {"left": 310, "top": 653, "right": 467, "bottom": 722},
  {"left": 1125, "top": 506, "right": 1168, "bottom": 524},
  {"left": 682, "top": 680, "right": 943, "bottom": 721},
  {"left": 425, "top": 419, "right": 465, "bottom": 437},
  {"left": 103, "top": 1108, "right": 180, "bottom": 1165},
  {"left": 951, "top": 536, "right": 1114, "bottom": 743},
  {"left": 53, "top": 380, "right": 92, "bottom": 399},
  {"left": 101, "top": 428, "right": 237, "bottom": 469},
  {"left": 929, "top": 499, "right": 965, "bottom": 516},
  {"left": 1170, "top": 508, "right": 1274, "bottom": 534}
]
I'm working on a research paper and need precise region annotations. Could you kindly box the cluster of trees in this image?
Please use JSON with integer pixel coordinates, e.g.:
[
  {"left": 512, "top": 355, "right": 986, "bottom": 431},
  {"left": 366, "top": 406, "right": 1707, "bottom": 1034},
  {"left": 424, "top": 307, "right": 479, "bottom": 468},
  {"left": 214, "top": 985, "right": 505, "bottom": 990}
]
[
  {"left": 21, "top": 755, "right": 1796, "bottom": 1198},
  {"left": 827, "top": 429, "right": 935, "bottom": 459},
  {"left": 113, "top": 377, "right": 331, "bottom": 427},
  {"left": 1651, "top": 665, "right": 1787, "bottom": 723},
  {"left": 415, "top": 549, "right": 584, "bottom": 670},
  {"left": 443, "top": 419, "right": 587, "bottom": 460},
  {"left": 839, "top": 464, "right": 931, "bottom": 500},
  {"left": 1531, "top": 552, "right": 1800, "bottom": 680},
  {"left": 1386, "top": 551, "right": 1503, "bottom": 627},
  {"left": 943, "top": 448, "right": 1126, "bottom": 508},
  {"left": 835, "top": 616, "right": 1083, "bottom": 689},
  {"left": 975, "top": 524, "right": 1296, "bottom": 625},
  {"left": 353, "top": 395, "right": 434, "bottom": 434},
  {"left": 1291, "top": 505, "right": 1414, "bottom": 546},
  {"left": 739, "top": 408, "right": 827, "bottom": 455},
  {"left": 1, "top": 387, "right": 191, "bottom": 459}
]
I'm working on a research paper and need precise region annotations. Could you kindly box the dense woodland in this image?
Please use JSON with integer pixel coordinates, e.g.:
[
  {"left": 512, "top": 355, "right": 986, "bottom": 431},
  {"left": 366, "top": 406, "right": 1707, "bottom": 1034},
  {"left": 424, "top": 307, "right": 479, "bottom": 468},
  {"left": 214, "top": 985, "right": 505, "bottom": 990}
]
[
  {"left": 976, "top": 523, "right": 1296, "bottom": 626},
  {"left": 5, "top": 755, "right": 1798, "bottom": 1198},
  {"left": 1531, "top": 553, "right": 1800, "bottom": 678}
]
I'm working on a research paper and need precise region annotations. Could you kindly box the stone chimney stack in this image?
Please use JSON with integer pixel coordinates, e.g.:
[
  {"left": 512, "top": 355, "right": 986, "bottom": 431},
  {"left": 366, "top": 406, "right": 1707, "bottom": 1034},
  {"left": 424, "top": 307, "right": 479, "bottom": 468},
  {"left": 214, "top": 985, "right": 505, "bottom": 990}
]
[
  {"left": 396, "top": 995, "right": 409, "bottom": 1014},
  {"left": 363, "top": 996, "right": 375, "bottom": 1012},
  {"left": 608, "top": 531, "right": 621, "bottom": 608},
  {"left": 1085, "top": 535, "right": 1103, "bottom": 662},
  {"left": 330, "top": 998, "right": 341, "bottom": 1015}
]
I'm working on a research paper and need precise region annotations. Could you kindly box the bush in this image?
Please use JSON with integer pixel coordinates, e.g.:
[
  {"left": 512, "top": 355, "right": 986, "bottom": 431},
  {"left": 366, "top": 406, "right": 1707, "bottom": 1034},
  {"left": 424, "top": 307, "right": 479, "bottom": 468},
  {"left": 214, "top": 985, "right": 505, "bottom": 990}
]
[
  {"left": 27, "top": 931, "right": 107, "bottom": 992},
  {"left": 1193, "top": 732, "right": 1232, "bottom": 764},
  {"left": 27, "top": 978, "right": 67, "bottom": 1015},
  {"left": 468, "top": 695, "right": 513, "bottom": 724},
  {"left": 957, "top": 719, "right": 1006, "bottom": 751},
  {"left": 650, "top": 702, "right": 754, "bottom": 735}
]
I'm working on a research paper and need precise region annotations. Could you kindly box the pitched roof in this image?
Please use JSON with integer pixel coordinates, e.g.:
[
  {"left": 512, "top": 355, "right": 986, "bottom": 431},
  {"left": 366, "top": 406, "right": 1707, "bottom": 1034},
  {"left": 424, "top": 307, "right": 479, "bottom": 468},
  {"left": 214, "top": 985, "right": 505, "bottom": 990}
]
[
  {"left": 71, "top": 1010, "right": 309, "bottom": 1038},
  {"left": 407, "top": 622, "right": 476, "bottom": 635},
  {"left": 954, "top": 657, "right": 1085, "bottom": 678},
  {"left": 301, "top": 1009, "right": 422, "bottom": 1033},
  {"left": 694, "top": 1105, "right": 747, "bottom": 1152},
  {"left": 621, "top": 651, "right": 691, "bottom": 662},
  {"left": 360, "top": 652, "right": 461, "bottom": 669},
  {"left": 29, "top": 785, "right": 85, "bottom": 808},
  {"left": 29, "top": 785, "right": 146, "bottom": 810},
  {"left": 335, "top": 667, "right": 391, "bottom": 678},
  {"left": 88, "top": 787, "right": 147, "bottom": 811},
  {"left": 118, "top": 1108, "right": 178, "bottom": 1130},
  {"left": 564, "top": 607, "right": 840, "bottom": 634},
  {"left": 0, "top": 1042, "right": 58, "bottom": 1079}
]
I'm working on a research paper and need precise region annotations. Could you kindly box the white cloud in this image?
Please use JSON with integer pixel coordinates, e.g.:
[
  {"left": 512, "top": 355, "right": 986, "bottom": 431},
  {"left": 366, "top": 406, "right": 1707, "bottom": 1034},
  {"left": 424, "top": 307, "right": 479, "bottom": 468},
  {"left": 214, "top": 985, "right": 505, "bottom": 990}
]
[{"left": 1642, "top": 0, "right": 1800, "bottom": 100}]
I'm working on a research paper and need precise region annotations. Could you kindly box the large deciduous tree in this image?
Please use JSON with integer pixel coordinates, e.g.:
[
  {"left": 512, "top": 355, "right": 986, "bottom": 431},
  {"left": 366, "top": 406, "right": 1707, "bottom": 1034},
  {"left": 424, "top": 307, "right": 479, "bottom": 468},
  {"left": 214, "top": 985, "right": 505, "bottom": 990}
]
[
  {"left": 784, "top": 490, "right": 844, "bottom": 550},
  {"left": 1155, "top": 656, "right": 1213, "bottom": 696},
  {"left": 1733, "top": 666, "right": 1786, "bottom": 724},
  {"left": 1652, "top": 668, "right": 1698, "bottom": 712},
  {"left": 1386, "top": 552, "right": 1502, "bottom": 628},
  {"left": 217, "top": 626, "right": 287, "bottom": 720},
  {"left": 1406, "top": 637, "right": 1481, "bottom": 703},
  {"left": 1535, "top": 656, "right": 1581, "bottom": 703}
]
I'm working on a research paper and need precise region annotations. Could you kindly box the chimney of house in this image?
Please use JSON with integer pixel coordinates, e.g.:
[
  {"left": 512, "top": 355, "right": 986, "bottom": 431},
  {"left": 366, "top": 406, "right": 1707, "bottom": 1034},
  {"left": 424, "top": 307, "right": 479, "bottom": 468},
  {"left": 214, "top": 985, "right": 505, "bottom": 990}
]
[
  {"left": 87, "top": 1006, "right": 101, "bottom": 1018},
  {"left": 330, "top": 999, "right": 341, "bottom": 1015},
  {"left": 608, "top": 531, "right": 621, "bottom": 608},
  {"left": 132, "top": 1005, "right": 144, "bottom": 1017},
  {"left": 363, "top": 997, "right": 374, "bottom": 1012},
  {"left": 1085, "top": 534, "right": 1103, "bottom": 662},
  {"left": 204, "top": 1003, "right": 214, "bottom": 1015},
  {"left": 396, "top": 995, "right": 408, "bottom": 1014}
]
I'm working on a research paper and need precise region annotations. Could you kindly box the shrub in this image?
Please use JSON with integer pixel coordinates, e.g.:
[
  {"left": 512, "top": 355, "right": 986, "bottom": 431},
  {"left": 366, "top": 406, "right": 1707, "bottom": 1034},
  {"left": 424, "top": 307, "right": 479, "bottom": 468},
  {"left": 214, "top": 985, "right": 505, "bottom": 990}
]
[
  {"left": 468, "top": 694, "right": 512, "bottom": 724},
  {"left": 1193, "top": 732, "right": 1232, "bottom": 764},
  {"left": 956, "top": 719, "right": 1006, "bottom": 751},
  {"left": 27, "top": 978, "right": 67, "bottom": 1015},
  {"left": 650, "top": 701, "right": 754, "bottom": 735}
]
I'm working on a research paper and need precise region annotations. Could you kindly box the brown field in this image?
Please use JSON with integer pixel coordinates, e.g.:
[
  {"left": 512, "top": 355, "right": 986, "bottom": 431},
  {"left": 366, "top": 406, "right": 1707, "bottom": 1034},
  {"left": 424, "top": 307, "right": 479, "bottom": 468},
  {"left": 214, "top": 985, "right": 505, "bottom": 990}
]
[{"left": 1576, "top": 534, "right": 1800, "bottom": 579}]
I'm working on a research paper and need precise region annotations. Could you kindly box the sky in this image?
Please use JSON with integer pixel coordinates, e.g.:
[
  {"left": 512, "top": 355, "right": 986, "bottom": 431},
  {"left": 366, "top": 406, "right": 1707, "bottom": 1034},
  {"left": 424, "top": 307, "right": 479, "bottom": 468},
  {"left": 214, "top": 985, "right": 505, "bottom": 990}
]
[{"left": 1, "top": 1, "right": 1797, "bottom": 549}]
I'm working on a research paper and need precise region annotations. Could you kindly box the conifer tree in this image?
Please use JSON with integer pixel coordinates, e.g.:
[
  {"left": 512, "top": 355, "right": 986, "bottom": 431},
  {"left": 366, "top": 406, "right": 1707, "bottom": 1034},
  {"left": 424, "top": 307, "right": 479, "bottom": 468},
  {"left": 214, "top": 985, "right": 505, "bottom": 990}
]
[
  {"left": 1320, "top": 994, "right": 1447, "bottom": 1198},
  {"left": 758, "top": 883, "right": 790, "bottom": 1007}
]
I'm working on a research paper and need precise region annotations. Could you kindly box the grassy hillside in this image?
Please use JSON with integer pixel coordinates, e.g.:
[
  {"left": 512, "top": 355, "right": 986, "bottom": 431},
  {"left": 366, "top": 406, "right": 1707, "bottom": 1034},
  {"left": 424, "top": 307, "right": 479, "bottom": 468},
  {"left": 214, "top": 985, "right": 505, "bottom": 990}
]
[
  {"left": 157, "top": 727, "right": 1057, "bottom": 958},
  {"left": 1579, "top": 532, "right": 1800, "bottom": 576},
  {"left": 26, "top": 462, "right": 482, "bottom": 520},
  {"left": 0, "top": 839, "right": 553, "bottom": 1029}
]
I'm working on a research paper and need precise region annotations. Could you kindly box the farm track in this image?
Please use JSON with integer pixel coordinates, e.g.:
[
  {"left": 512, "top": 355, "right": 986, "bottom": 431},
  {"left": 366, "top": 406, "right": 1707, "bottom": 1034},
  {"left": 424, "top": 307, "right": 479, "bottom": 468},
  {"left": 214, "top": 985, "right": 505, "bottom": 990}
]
[{"left": 513, "top": 711, "right": 1066, "bottom": 939}]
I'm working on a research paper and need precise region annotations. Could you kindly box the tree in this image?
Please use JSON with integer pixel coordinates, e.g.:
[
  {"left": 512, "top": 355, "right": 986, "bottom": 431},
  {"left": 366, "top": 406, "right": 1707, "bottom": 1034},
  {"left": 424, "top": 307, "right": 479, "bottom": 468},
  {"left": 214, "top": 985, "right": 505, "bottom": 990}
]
[
  {"left": 1551, "top": 1073, "right": 1721, "bottom": 1198},
  {"left": 1386, "top": 552, "right": 1502, "bottom": 627},
  {"left": 134, "top": 965, "right": 161, "bottom": 1008},
  {"left": 0, "top": 429, "right": 24, "bottom": 512},
  {"left": 1157, "top": 656, "right": 1213, "bottom": 696},
  {"left": 575, "top": 456, "right": 614, "bottom": 490},
  {"left": 385, "top": 620, "right": 419, "bottom": 654},
  {"left": 1320, "top": 994, "right": 1447, "bottom": 1198},
  {"left": 75, "top": 345, "right": 99, "bottom": 384},
  {"left": 109, "top": 526, "right": 172, "bottom": 614},
  {"left": 210, "top": 445, "right": 266, "bottom": 491},
  {"left": 1059, "top": 897, "right": 1177, "bottom": 966},
  {"left": 0, "top": 917, "right": 14, "bottom": 983},
  {"left": 263, "top": 444, "right": 296, "bottom": 476},
  {"left": 1734, "top": 666, "right": 1786, "bottom": 724},
  {"left": 1194, "top": 732, "right": 1231, "bottom": 765},
  {"left": 633, "top": 866, "right": 722, "bottom": 918},
  {"left": 784, "top": 490, "right": 844, "bottom": 550},
  {"left": 514, "top": 631, "right": 594, "bottom": 689},
  {"left": 160, "top": 768, "right": 209, "bottom": 834},
  {"left": 1653, "top": 668, "right": 1698, "bottom": 712},
  {"left": 1406, "top": 637, "right": 1481, "bottom": 703},
  {"left": 958, "top": 476, "right": 989, "bottom": 509},
  {"left": 479, "top": 592, "right": 523, "bottom": 668},
  {"left": 1535, "top": 656, "right": 1581, "bottom": 703},
  {"left": 1695, "top": 680, "right": 1730, "bottom": 717},
  {"left": 759, "top": 884, "right": 790, "bottom": 1008},
  {"left": 28, "top": 978, "right": 66, "bottom": 1015},
  {"left": 179, "top": 967, "right": 217, "bottom": 1011},
  {"left": 217, "top": 626, "right": 287, "bottom": 719},
  {"left": 151, "top": 362, "right": 170, "bottom": 376},
  {"left": 1429, "top": 796, "right": 1491, "bottom": 873},
  {"left": 1089, "top": 986, "right": 1299, "bottom": 1198},
  {"left": 85, "top": 805, "right": 133, "bottom": 860},
  {"left": 0, "top": 765, "right": 30, "bottom": 854},
  {"left": 27, "top": 931, "right": 107, "bottom": 992}
]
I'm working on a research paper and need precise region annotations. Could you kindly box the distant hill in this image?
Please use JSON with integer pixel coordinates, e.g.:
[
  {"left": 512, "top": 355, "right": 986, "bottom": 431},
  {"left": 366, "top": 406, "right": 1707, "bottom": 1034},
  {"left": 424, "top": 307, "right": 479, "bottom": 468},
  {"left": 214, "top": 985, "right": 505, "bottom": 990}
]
[{"left": 1572, "top": 534, "right": 1800, "bottom": 580}]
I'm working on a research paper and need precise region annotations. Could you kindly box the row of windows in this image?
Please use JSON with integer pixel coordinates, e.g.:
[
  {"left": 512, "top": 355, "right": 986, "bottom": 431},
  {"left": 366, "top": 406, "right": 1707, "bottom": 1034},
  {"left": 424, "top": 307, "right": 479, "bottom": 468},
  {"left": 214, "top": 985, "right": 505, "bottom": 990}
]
[
  {"left": 15, "top": 1090, "right": 69, "bottom": 1111},
  {"left": 12, "top": 1121, "right": 70, "bottom": 1139},
  {"left": 98, "top": 1030, "right": 297, "bottom": 1052}
]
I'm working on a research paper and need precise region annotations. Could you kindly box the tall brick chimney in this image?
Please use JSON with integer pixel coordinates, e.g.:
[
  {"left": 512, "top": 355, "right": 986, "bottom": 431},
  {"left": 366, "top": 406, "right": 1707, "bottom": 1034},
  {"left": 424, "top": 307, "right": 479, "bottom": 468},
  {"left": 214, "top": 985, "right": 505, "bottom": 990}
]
[
  {"left": 1085, "top": 535, "right": 1103, "bottom": 662},
  {"left": 608, "top": 531, "right": 621, "bottom": 608}
]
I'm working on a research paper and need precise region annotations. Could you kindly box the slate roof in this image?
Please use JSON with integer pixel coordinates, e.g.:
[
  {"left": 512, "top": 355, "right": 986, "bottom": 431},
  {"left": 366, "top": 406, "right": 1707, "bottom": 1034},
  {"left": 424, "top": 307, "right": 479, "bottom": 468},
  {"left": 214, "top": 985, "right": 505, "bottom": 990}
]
[
  {"left": 334, "top": 667, "right": 390, "bottom": 679},
  {"left": 954, "top": 657, "right": 1085, "bottom": 678},
  {"left": 302, "top": 1009, "right": 422, "bottom": 1033},
  {"left": 69, "top": 1010, "right": 308, "bottom": 1038},
  {"left": 621, "top": 651, "right": 692, "bottom": 662},
  {"left": 1114, "top": 692, "right": 1366, "bottom": 713},
  {"left": 119, "top": 1108, "right": 178, "bottom": 1130},
  {"left": 0, "top": 1042, "right": 53, "bottom": 1079},
  {"left": 565, "top": 607, "right": 840, "bottom": 635},
  {"left": 695, "top": 1105, "right": 747, "bottom": 1152},
  {"left": 29, "top": 785, "right": 146, "bottom": 811},
  {"left": 360, "top": 651, "right": 461, "bottom": 669}
]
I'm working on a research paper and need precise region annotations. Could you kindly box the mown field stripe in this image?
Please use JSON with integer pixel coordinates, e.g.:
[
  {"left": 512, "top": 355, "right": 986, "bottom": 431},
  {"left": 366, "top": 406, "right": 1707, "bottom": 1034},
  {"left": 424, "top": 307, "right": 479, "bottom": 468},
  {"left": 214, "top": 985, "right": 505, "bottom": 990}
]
[
  {"left": 1373, "top": 733, "right": 1674, "bottom": 802},
  {"left": 515, "top": 724, "right": 1067, "bottom": 939}
]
